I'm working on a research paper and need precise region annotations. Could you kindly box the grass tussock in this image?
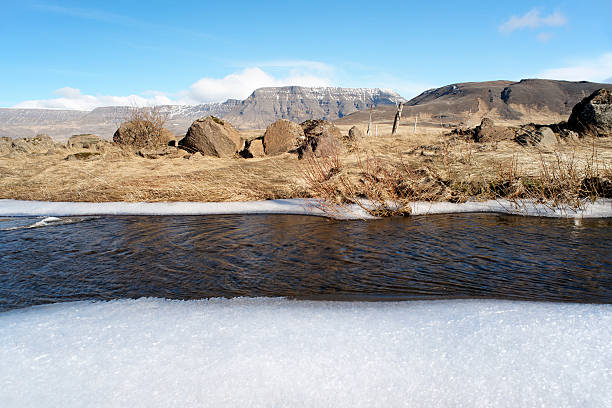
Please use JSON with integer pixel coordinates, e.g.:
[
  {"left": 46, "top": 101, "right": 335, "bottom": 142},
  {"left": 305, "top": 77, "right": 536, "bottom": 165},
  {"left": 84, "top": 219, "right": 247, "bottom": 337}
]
[{"left": 302, "top": 132, "right": 612, "bottom": 217}]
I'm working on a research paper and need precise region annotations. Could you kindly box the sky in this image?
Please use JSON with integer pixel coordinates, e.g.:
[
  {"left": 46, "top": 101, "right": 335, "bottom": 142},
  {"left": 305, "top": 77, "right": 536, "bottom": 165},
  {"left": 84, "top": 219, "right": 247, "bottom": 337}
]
[{"left": 2, "top": 0, "right": 611, "bottom": 110}]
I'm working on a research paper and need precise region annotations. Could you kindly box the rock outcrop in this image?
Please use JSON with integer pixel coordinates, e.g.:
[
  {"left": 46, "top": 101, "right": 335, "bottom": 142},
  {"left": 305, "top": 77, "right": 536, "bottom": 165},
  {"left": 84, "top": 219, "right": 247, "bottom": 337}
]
[
  {"left": 67, "top": 134, "right": 101, "bottom": 149},
  {"left": 113, "top": 121, "right": 175, "bottom": 148},
  {"left": 296, "top": 120, "right": 344, "bottom": 158},
  {"left": 567, "top": 89, "right": 612, "bottom": 137},
  {"left": 11, "top": 134, "right": 55, "bottom": 154},
  {"left": 472, "top": 118, "right": 515, "bottom": 142},
  {"left": 224, "top": 86, "right": 405, "bottom": 129},
  {"left": 262, "top": 119, "right": 305, "bottom": 155},
  {"left": 178, "top": 116, "right": 242, "bottom": 158}
]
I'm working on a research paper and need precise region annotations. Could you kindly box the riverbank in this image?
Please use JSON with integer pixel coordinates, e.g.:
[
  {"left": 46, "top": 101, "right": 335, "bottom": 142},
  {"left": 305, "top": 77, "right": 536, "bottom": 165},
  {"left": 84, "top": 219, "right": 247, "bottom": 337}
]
[{"left": 1, "top": 125, "right": 611, "bottom": 209}]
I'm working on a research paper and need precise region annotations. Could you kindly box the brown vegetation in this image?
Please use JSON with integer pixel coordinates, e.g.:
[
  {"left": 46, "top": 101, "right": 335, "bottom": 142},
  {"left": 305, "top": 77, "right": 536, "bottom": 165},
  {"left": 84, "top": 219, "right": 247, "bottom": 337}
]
[{"left": 0, "top": 121, "right": 611, "bottom": 214}]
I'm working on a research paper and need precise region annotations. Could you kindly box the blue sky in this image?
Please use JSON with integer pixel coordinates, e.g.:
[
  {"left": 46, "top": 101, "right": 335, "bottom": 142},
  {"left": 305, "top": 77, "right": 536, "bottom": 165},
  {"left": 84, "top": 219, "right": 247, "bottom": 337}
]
[{"left": 2, "top": 0, "right": 611, "bottom": 109}]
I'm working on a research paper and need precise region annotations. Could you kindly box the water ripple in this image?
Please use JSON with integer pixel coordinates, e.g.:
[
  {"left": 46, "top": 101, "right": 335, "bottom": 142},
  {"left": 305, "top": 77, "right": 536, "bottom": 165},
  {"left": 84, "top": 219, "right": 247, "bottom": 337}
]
[{"left": 0, "top": 214, "right": 611, "bottom": 311}]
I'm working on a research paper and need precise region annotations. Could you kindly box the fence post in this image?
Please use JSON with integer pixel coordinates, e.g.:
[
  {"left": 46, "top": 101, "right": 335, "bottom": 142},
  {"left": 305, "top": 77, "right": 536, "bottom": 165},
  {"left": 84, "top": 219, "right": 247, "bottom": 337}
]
[{"left": 391, "top": 102, "right": 403, "bottom": 135}]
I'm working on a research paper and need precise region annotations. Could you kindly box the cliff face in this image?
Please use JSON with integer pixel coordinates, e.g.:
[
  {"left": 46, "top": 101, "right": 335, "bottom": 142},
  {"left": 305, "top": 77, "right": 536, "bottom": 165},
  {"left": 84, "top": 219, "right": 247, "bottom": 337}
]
[
  {"left": 0, "top": 88, "right": 403, "bottom": 139},
  {"left": 223, "top": 86, "right": 406, "bottom": 129},
  {"left": 0, "top": 100, "right": 241, "bottom": 140}
]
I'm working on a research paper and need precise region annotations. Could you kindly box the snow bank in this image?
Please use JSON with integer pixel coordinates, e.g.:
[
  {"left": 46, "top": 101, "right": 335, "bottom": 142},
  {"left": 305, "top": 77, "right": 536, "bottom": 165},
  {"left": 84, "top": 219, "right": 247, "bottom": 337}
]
[
  {"left": 0, "top": 298, "right": 610, "bottom": 407},
  {"left": 0, "top": 198, "right": 370, "bottom": 219},
  {"left": 410, "top": 198, "right": 612, "bottom": 218},
  {"left": 0, "top": 198, "right": 611, "bottom": 219}
]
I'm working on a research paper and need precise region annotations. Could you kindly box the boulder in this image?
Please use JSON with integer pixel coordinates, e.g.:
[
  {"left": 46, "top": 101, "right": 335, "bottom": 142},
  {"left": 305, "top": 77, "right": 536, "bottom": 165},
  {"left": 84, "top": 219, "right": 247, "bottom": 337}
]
[
  {"left": 136, "top": 146, "right": 183, "bottom": 159},
  {"left": 568, "top": 88, "right": 612, "bottom": 137},
  {"left": 67, "top": 134, "right": 100, "bottom": 149},
  {"left": 344, "top": 126, "right": 365, "bottom": 150},
  {"left": 187, "top": 152, "right": 203, "bottom": 160},
  {"left": 113, "top": 120, "right": 175, "bottom": 148},
  {"left": 11, "top": 134, "right": 55, "bottom": 154},
  {"left": 472, "top": 118, "right": 515, "bottom": 142},
  {"left": 262, "top": 119, "right": 305, "bottom": 155},
  {"left": 249, "top": 139, "right": 265, "bottom": 157},
  {"left": 297, "top": 120, "right": 344, "bottom": 159},
  {"left": 0, "top": 137, "right": 12, "bottom": 154},
  {"left": 347, "top": 126, "right": 365, "bottom": 141},
  {"left": 515, "top": 125, "right": 559, "bottom": 147},
  {"left": 178, "top": 116, "right": 242, "bottom": 158},
  {"left": 535, "top": 127, "right": 559, "bottom": 147}
]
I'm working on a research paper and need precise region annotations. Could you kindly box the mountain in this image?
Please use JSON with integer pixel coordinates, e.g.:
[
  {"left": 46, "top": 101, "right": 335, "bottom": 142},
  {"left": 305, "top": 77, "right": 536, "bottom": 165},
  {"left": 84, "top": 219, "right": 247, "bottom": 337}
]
[
  {"left": 336, "top": 79, "right": 612, "bottom": 127},
  {"left": 0, "top": 100, "right": 241, "bottom": 141},
  {"left": 223, "top": 86, "right": 406, "bottom": 129},
  {"left": 0, "top": 88, "right": 404, "bottom": 140}
]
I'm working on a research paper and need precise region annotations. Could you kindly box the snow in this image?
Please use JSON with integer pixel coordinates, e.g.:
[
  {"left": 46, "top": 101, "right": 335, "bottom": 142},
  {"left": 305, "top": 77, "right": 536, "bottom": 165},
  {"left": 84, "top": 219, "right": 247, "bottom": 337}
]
[
  {"left": 0, "top": 198, "right": 370, "bottom": 219},
  {"left": 409, "top": 198, "right": 612, "bottom": 218},
  {"left": 0, "top": 198, "right": 611, "bottom": 220},
  {"left": 0, "top": 298, "right": 609, "bottom": 407}
]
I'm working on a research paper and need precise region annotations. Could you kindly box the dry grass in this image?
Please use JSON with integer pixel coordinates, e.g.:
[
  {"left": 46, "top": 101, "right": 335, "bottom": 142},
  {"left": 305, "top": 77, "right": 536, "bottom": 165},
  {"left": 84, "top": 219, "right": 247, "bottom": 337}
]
[
  {"left": 302, "top": 125, "right": 612, "bottom": 216},
  {"left": 0, "top": 122, "right": 611, "bottom": 211}
]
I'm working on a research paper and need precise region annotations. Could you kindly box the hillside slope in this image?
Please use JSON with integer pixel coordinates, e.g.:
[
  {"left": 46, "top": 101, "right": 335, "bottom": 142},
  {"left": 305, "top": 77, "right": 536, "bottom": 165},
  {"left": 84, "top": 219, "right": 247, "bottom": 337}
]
[{"left": 336, "top": 79, "right": 612, "bottom": 127}]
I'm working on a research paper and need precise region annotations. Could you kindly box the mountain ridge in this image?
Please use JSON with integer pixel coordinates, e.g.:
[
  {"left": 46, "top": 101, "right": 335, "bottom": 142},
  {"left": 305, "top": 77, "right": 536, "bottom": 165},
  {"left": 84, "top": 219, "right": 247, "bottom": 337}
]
[
  {"left": 336, "top": 79, "right": 612, "bottom": 127},
  {"left": 0, "top": 87, "right": 404, "bottom": 140}
]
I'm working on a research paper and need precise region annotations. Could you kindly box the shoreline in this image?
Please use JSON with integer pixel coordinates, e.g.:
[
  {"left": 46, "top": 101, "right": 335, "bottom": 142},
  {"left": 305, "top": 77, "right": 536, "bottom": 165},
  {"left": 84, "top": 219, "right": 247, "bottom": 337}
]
[{"left": 1, "top": 198, "right": 611, "bottom": 219}]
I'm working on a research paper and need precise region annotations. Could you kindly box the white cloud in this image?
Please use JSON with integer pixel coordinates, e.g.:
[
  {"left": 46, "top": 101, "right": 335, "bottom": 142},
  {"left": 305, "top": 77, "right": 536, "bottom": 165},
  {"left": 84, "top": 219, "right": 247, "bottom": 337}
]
[
  {"left": 536, "top": 32, "right": 554, "bottom": 43},
  {"left": 538, "top": 53, "right": 612, "bottom": 82},
  {"left": 499, "top": 9, "right": 566, "bottom": 34},
  {"left": 13, "top": 65, "right": 334, "bottom": 110},
  {"left": 178, "top": 66, "right": 332, "bottom": 104},
  {"left": 13, "top": 87, "right": 174, "bottom": 111}
]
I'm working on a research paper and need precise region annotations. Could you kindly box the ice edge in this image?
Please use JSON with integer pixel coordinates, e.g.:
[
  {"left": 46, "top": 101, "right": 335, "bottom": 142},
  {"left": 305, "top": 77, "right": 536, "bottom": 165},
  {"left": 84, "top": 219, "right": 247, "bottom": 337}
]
[{"left": 0, "top": 198, "right": 610, "bottom": 219}]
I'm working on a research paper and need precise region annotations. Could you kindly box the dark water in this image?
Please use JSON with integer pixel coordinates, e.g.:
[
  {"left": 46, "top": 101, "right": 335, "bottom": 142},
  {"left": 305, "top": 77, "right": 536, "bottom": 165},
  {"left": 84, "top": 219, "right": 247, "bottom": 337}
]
[{"left": 0, "top": 214, "right": 611, "bottom": 311}]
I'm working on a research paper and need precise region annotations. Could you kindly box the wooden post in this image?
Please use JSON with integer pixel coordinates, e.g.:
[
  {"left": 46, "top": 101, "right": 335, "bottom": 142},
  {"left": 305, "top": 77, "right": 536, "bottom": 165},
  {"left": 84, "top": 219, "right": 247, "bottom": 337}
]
[
  {"left": 367, "top": 105, "right": 373, "bottom": 136},
  {"left": 391, "top": 102, "right": 403, "bottom": 135},
  {"left": 375, "top": 124, "right": 378, "bottom": 137},
  {"left": 413, "top": 114, "right": 418, "bottom": 134}
]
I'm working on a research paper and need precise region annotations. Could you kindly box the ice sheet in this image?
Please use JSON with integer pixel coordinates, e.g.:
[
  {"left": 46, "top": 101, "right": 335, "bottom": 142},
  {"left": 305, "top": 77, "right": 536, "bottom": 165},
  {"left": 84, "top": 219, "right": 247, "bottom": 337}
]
[
  {"left": 1, "top": 298, "right": 610, "bottom": 407},
  {"left": 0, "top": 198, "right": 611, "bottom": 219}
]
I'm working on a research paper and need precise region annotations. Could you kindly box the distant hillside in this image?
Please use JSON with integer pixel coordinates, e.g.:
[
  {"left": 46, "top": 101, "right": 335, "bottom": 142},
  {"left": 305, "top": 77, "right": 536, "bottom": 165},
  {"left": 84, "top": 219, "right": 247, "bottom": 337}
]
[
  {"left": 0, "top": 87, "right": 404, "bottom": 140},
  {"left": 223, "top": 86, "right": 405, "bottom": 129},
  {"left": 336, "top": 79, "right": 612, "bottom": 127}
]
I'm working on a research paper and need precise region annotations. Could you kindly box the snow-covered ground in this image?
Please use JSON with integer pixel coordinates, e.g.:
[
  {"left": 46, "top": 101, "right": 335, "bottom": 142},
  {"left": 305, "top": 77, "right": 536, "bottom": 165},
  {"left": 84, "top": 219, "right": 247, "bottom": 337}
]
[
  {"left": 0, "top": 298, "right": 610, "bottom": 407},
  {"left": 0, "top": 198, "right": 611, "bottom": 219}
]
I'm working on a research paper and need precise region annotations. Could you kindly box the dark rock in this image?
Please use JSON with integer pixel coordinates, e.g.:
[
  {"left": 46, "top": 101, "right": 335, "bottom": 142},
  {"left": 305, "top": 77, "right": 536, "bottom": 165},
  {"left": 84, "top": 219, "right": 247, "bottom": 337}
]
[
  {"left": 567, "top": 89, "right": 612, "bottom": 137},
  {"left": 113, "top": 121, "right": 175, "bottom": 148},
  {"left": 296, "top": 120, "right": 344, "bottom": 159},
  {"left": 178, "top": 116, "right": 242, "bottom": 158},
  {"left": 262, "top": 119, "right": 305, "bottom": 155}
]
